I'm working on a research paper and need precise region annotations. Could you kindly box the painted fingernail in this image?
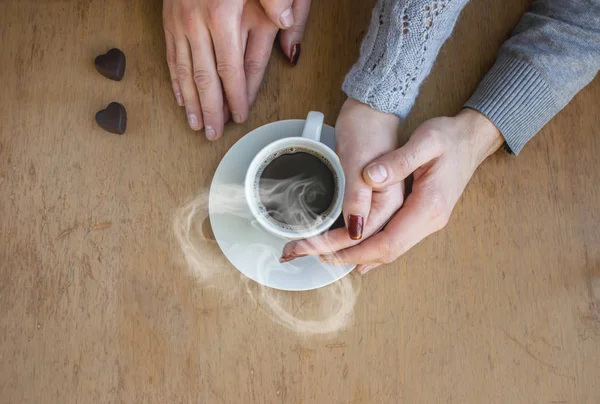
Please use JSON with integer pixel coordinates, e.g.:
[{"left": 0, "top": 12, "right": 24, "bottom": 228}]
[
  {"left": 280, "top": 8, "right": 294, "bottom": 28},
  {"left": 289, "top": 44, "right": 301, "bottom": 66},
  {"left": 188, "top": 114, "right": 199, "bottom": 129},
  {"left": 205, "top": 125, "right": 216, "bottom": 140},
  {"left": 233, "top": 113, "right": 242, "bottom": 123},
  {"left": 175, "top": 92, "right": 184, "bottom": 106},
  {"left": 348, "top": 215, "right": 364, "bottom": 240},
  {"left": 367, "top": 164, "right": 387, "bottom": 183}
]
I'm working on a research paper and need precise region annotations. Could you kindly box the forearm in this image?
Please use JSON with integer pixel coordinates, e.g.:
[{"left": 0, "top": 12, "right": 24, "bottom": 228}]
[
  {"left": 465, "top": 0, "right": 600, "bottom": 154},
  {"left": 342, "top": 0, "right": 469, "bottom": 118}
]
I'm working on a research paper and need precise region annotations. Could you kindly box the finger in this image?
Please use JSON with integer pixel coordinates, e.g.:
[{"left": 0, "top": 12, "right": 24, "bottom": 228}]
[
  {"left": 279, "top": 0, "right": 311, "bottom": 65},
  {"left": 211, "top": 10, "right": 248, "bottom": 124},
  {"left": 282, "top": 225, "right": 384, "bottom": 262},
  {"left": 363, "top": 131, "right": 443, "bottom": 189},
  {"left": 281, "top": 185, "right": 403, "bottom": 258},
  {"left": 175, "top": 37, "right": 204, "bottom": 131},
  {"left": 342, "top": 168, "right": 371, "bottom": 241},
  {"left": 322, "top": 192, "right": 435, "bottom": 265},
  {"left": 280, "top": 228, "right": 348, "bottom": 262},
  {"left": 187, "top": 29, "right": 225, "bottom": 141},
  {"left": 245, "top": 27, "right": 277, "bottom": 106},
  {"left": 260, "top": 0, "right": 294, "bottom": 29},
  {"left": 165, "top": 30, "right": 184, "bottom": 106},
  {"left": 356, "top": 263, "right": 381, "bottom": 275}
]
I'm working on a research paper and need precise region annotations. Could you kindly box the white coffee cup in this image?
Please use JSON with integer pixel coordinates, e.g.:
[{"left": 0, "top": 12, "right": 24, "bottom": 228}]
[{"left": 244, "top": 112, "right": 345, "bottom": 240}]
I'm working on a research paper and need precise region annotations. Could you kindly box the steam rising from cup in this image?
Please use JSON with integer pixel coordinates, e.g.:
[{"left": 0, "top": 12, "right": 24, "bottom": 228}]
[
  {"left": 258, "top": 176, "right": 328, "bottom": 228},
  {"left": 173, "top": 177, "right": 361, "bottom": 336}
]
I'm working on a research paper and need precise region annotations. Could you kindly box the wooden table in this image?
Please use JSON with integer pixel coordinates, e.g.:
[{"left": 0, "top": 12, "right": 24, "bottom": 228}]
[{"left": 2, "top": 0, "right": 600, "bottom": 402}]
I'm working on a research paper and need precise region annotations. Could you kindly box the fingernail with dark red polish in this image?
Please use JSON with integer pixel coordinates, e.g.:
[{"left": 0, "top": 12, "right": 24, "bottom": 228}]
[
  {"left": 289, "top": 44, "right": 301, "bottom": 66},
  {"left": 348, "top": 215, "right": 364, "bottom": 240}
]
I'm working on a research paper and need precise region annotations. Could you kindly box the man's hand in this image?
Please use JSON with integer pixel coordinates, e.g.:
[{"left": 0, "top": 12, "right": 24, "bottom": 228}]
[{"left": 163, "top": 0, "right": 311, "bottom": 140}]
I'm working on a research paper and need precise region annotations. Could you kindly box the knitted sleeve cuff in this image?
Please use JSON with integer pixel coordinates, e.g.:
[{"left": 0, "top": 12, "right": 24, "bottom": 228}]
[
  {"left": 342, "top": 0, "right": 470, "bottom": 119},
  {"left": 342, "top": 72, "right": 415, "bottom": 118},
  {"left": 464, "top": 55, "right": 559, "bottom": 155}
]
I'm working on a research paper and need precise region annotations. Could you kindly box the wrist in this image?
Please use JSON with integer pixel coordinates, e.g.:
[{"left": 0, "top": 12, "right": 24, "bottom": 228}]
[
  {"left": 456, "top": 108, "right": 504, "bottom": 166},
  {"left": 336, "top": 98, "right": 402, "bottom": 163},
  {"left": 339, "top": 97, "right": 402, "bottom": 147}
]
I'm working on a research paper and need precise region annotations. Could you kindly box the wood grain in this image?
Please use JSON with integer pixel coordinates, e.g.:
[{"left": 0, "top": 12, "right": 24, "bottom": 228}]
[{"left": 1, "top": 0, "right": 600, "bottom": 403}]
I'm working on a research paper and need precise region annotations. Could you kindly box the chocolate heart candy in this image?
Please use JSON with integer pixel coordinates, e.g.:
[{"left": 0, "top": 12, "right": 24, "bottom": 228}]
[
  {"left": 95, "top": 102, "right": 127, "bottom": 135},
  {"left": 94, "top": 48, "right": 126, "bottom": 81}
]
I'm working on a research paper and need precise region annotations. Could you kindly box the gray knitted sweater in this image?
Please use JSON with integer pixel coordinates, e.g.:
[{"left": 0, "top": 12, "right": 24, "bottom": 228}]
[{"left": 342, "top": 0, "right": 600, "bottom": 154}]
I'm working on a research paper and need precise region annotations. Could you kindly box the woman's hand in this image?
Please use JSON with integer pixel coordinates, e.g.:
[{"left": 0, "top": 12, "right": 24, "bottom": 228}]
[
  {"left": 280, "top": 98, "right": 404, "bottom": 262},
  {"left": 282, "top": 107, "right": 504, "bottom": 274},
  {"left": 163, "top": 0, "right": 311, "bottom": 140}
]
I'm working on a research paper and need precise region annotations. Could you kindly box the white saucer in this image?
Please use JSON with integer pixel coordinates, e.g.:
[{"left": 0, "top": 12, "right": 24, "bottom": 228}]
[{"left": 209, "top": 119, "right": 355, "bottom": 291}]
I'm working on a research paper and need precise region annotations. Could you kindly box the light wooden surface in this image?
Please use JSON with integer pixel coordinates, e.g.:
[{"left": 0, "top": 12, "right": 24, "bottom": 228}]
[{"left": 2, "top": 0, "right": 600, "bottom": 402}]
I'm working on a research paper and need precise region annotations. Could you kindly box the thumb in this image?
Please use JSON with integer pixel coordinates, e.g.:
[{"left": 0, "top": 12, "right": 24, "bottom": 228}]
[
  {"left": 342, "top": 169, "right": 371, "bottom": 241},
  {"left": 260, "top": 0, "right": 295, "bottom": 30},
  {"left": 279, "top": 0, "right": 311, "bottom": 65},
  {"left": 363, "top": 132, "right": 443, "bottom": 189}
]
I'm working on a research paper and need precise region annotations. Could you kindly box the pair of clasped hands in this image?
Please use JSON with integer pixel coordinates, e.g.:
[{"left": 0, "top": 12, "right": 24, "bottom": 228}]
[{"left": 163, "top": 0, "right": 504, "bottom": 274}]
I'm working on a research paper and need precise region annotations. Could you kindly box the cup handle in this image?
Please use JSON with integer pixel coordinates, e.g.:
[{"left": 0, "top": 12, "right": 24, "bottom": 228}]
[{"left": 300, "top": 111, "right": 324, "bottom": 142}]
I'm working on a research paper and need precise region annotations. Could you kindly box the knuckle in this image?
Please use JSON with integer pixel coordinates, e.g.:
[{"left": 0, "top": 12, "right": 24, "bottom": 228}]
[
  {"left": 395, "top": 148, "right": 412, "bottom": 172},
  {"left": 378, "top": 233, "right": 397, "bottom": 261},
  {"left": 292, "top": 21, "right": 307, "bottom": 34},
  {"left": 175, "top": 63, "right": 192, "bottom": 80},
  {"left": 347, "top": 188, "right": 371, "bottom": 206},
  {"left": 427, "top": 194, "right": 446, "bottom": 218},
  {"left": 193, "top": 68, "right": 213, "bottom": 92},
  {"left": 420, "top": 127, "right": 440, "bottom": 141},
  {"left": 162, "top": 8, "right": 174, "bottom": 25},
  {"left": 216, "top": 61, "right": 240, "bottom": 80},
  {"left": 182, "top": 13, "right": 198, "bottom": 32},
  {"left": 208, "top": 3, "right": 237, "bottom": 26},
  {"left": 206, "top": 10, "right": 220, "bottom": 27},
  {"left": 420, "top": 127, "right": 444, "bottom": 150},
  {"left": 427, "top": 194, "right": 450, "bottom": 229},
  {"left": 244, "top": 59, "right": 264, "bottom": 76},
  {"left": 201, "top": 106, "right": 217, "bottom": 120},
  {"left": 166, "top": 51, "right": 177, "bottom": 68},
  {"left": 381, "top": 255, "right": 396, "bottom": 265},
  {"left": 434, "top": 210, "right": 451, "bottom": 231}
]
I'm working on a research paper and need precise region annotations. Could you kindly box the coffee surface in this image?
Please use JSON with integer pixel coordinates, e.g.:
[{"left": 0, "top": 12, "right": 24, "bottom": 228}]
[{"left": 259, "top": 152, "right": 335, "bottom": 227}]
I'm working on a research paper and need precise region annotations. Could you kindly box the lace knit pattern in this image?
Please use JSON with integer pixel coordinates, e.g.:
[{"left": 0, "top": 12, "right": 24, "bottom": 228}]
[
  {"left": 342, "top": 0, "right": 468, "bottom": 118},
  {"left": 342, "top": 0, "right": 600, "bottom": 154}
]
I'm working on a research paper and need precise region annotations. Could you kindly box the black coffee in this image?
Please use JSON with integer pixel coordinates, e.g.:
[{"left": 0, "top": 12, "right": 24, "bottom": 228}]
[{"left": 259, "top": 151, "right": 335, "bottom": 227}]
